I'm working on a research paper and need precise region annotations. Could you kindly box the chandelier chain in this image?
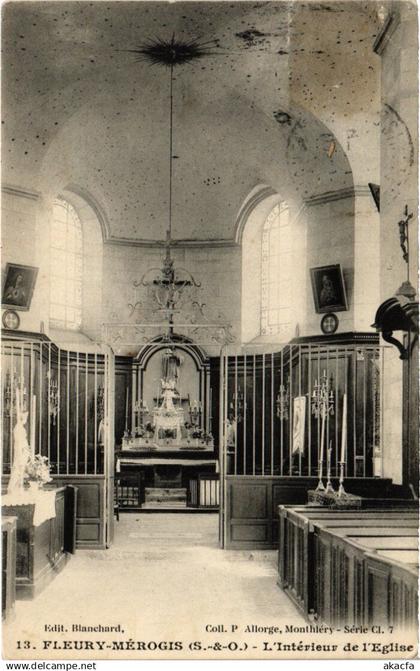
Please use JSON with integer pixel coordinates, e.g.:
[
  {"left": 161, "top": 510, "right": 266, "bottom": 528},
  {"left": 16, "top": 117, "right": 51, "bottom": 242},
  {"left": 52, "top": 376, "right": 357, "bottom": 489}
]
[{"left": 169, "top": 62, "right": 174, "bottom": 241}]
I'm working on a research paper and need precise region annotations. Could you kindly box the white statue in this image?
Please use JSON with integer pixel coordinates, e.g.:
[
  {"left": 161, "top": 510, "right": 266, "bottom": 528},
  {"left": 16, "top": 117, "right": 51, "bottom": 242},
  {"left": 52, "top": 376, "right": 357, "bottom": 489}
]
[
  {"left": 8, "top": 389, "right": 31, "bottom": 494},
  {"left": 161, "top": 348, "right": 183, "bottom": 386},
  {"left": 160, "top": 378, "right": 178, "bottom": 412}
]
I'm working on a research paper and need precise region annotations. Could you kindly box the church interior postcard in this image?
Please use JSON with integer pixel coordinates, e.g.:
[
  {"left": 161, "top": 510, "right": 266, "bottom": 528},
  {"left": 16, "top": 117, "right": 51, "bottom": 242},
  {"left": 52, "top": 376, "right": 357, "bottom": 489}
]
[{"left": 1, "top": 0, "right": 418, "bottom": 663}]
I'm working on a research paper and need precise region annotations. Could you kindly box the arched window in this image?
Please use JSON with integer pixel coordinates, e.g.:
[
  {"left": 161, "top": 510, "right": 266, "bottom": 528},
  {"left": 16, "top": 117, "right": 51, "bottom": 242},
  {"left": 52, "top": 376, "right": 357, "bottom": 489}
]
[
  {"left": 50, "top": 198, "right": 83, "bottom": 330},
  {"left": 260, "top": 201, "right": 291, "bottom": 337}
]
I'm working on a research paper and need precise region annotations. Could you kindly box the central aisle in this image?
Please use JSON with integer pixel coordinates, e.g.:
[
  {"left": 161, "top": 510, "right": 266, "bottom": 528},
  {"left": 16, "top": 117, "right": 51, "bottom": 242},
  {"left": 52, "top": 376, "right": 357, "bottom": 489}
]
[{"left": 5, "top": 513, "right": 306, "bottom": 660}]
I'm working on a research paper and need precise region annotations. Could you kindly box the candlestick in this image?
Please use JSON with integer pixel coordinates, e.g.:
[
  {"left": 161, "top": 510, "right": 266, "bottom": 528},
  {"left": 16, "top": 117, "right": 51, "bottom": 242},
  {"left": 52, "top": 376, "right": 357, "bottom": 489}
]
[
  {"left": 337, "top": 461, "right": 347, "bottom": 498},
  {"left": 325, "top": 440, "right": 335, "bottom": 493},
  {"left": 316, "top": 410, "right": 326, "bottom": 491},
  {"left": 312, "top": 372, "right": 335, "bottom": 490},
  {"left": 340, "top": 393, "right": 347, "bottom": 464},
  {"left": 30, "top": 395, "right": 36, "bottom": 456}
]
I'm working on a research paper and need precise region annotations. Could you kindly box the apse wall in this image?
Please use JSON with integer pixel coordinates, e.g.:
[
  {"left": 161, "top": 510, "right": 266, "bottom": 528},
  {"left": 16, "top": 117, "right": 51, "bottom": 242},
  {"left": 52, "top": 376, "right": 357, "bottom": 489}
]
[
  {"left": 2, "top": 181, "right": 379, "bottom": 353},
  {"left": 2, "top": 187, "right": 48, "bottom": 335},
  {"left": 1, "top": 185, "right": 103, "bottom": 348}
]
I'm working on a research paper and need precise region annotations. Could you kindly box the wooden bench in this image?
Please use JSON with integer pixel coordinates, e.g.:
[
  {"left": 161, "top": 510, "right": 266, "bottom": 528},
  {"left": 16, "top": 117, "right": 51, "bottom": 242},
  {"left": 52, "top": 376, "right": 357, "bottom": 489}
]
[{"left": 278, "top": 504, "right": 419, "bottom": 629}]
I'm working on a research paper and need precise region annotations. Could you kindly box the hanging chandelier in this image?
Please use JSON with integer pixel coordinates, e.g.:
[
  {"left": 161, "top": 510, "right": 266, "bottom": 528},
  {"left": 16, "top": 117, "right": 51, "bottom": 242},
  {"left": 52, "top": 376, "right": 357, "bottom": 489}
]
[
  {"left": 102, "top": 36, "right": 234, "bottom": 348},
  {"left": 134, "top": 231, "right": 201, "bottom": 325},
  {"left": 130, "top": 36, "right": 218, "bottom": 328}
]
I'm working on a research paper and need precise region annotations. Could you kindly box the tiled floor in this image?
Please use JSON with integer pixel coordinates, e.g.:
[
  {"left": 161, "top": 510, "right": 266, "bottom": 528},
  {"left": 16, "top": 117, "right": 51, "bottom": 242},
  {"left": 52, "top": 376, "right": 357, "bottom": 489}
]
[{"left": 4, "top": 513, "right": 306, "bottom": 660}]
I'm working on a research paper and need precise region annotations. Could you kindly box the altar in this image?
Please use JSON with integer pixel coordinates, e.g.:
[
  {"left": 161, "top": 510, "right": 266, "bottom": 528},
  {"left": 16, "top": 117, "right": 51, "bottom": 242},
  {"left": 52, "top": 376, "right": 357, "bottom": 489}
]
[
  {"left": 122, "top": 346, "right": 214, "bottom": 452},
  {"left": 116, "top": 343, "right": 218, "bottom": 509}
]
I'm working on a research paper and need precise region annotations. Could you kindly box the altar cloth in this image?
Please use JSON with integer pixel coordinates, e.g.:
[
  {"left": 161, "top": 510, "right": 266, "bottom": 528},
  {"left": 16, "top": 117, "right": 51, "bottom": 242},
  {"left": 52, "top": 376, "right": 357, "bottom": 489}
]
[{"left": 2, "top": 488, "right": 57, "bottom": 526}]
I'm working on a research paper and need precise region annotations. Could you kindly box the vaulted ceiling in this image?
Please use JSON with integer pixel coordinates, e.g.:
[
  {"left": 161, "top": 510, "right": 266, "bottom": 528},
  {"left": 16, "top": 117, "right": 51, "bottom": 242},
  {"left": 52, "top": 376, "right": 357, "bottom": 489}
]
[{"left": 2, "top": 1, "right": 381, "bottom": 242}]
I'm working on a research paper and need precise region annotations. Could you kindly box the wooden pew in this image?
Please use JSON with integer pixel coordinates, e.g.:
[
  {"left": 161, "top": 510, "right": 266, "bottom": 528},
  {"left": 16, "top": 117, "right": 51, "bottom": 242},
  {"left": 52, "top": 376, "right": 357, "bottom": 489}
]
[{"left": 278, "top": 505, "right": 419, "bottom": 628}]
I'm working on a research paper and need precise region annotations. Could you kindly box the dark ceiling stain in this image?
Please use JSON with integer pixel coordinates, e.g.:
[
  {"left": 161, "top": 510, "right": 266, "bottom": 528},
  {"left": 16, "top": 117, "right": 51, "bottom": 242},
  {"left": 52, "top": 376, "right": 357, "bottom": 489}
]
[
  {"left": 235, "top": 28, "right": 269, "bottom": 49},
  {"left": 273, "top": 110, "right": 293, "bottom": 125},
  {"left": 122, "top": 35, "right": 221, "bottom": 67}
]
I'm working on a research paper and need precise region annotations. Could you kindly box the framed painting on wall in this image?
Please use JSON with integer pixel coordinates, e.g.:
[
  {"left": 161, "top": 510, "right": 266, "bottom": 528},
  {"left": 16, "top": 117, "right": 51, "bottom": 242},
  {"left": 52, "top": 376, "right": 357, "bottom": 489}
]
[
  {"left": 2, "top": 262, "right": 39, "bottom": 311},
  {"left": 310, "top": 263, "right": 348, "bottom": 314}
]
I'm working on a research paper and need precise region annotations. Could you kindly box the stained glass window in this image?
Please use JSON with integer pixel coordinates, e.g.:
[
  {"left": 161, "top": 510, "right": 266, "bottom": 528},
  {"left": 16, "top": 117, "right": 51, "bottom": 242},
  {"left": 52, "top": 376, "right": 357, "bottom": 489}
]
[
  {"left": 50, "top": 198, "right": 83, "bottom": 330},
  {"left": 261, "top": 202, "right": 291, "bottom": 337}
]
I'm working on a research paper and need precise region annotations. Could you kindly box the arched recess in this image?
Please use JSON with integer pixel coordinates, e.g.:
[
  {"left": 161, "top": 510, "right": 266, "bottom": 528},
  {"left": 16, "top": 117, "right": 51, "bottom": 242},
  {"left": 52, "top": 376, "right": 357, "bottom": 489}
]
[
  {"left": 240, "top": 186, "right": 308, "bottom": 345},
  {"left": 65, "top": 183, "right": 110, "bottom": 243},
  {"left": 240, "top": 186, "right": 283, "bottom": 344},
  {"left": 52, "top": 186, "right": 104, "bottom": 342},
  {"left": 135, "top": 333, "right": 208, "bottom": 371},
  {"left": 133, "top": 334, "right": 212, "bottom": 435}
]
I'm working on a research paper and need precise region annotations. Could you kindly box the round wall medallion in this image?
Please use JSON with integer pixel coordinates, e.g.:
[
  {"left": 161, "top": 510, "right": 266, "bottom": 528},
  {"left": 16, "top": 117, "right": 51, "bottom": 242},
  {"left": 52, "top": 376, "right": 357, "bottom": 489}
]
[
  {"left": 321, "top": 312, "right": 338, "bottom": 335},
  {"left": 2, "top": 309, "right": 20, "bottom": 330}
]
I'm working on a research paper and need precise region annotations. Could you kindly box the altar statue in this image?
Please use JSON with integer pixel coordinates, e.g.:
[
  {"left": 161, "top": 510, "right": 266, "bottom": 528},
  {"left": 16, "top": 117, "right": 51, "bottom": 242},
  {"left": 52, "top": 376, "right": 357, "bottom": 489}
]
[
  {"left": 161, "top": 348, "right": 183, "bottom": 386},
  {"left": 8, "top": 389, "right": 31, "bottom": 494},
  {"left": 160, "top": 378, "right": 178, "bottom": 412}
]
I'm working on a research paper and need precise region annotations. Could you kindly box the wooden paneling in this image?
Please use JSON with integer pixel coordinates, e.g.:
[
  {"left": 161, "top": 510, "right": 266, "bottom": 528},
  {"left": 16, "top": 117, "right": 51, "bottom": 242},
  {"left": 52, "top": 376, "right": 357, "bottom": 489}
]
[
  {"left": 52, "top": 476, "right": 105, "bottom": 549},
  {"left": 2, "top": 517, "right": 17, "bottom": 621},
  {"left": 227, "top": 479, "right": 271, "bottom": 547},
  {"left": 231, "top": 483, "right": 269, "bottom": 518},
  {"left": 365, "top": 558, "right": 389, "bottom": 625},
  {"left": 225, "top": 476, "right": 394, "bottom": 549},
  {"left": 76, "top": 524, "right": 102, "bottom": 542},
  {"left": 77, "top": 484, "right": 101, "bottom": 518},
  {"left": 232, "top": 524, "right": 269, "bottom": 542}
]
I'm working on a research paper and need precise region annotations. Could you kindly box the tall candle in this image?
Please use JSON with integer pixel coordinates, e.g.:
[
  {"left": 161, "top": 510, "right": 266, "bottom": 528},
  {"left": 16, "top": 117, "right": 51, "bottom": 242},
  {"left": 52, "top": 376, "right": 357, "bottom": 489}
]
[
  {"left": 319, "top": 410, "right": 325, "bottom": 464},
  {"left": 340, "top": 393, "right": 347, "bottom": 463},
  {"left": 31, "top": 395, "right": 36, "bottom": 456}
]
